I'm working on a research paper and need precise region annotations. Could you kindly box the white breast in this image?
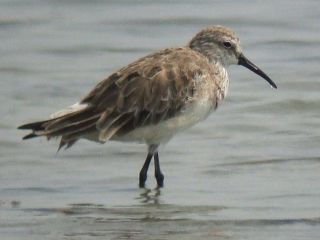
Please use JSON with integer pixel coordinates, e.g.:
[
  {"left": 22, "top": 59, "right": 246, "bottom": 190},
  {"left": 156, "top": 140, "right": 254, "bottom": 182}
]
[{"left": 113, "top": 99, "right": 214, "bottom": 145}]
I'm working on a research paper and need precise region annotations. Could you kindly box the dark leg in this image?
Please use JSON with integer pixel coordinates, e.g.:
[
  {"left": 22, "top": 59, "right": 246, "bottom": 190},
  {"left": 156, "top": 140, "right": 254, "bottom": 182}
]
[
  {"left": 154, "top": 152, "right": 164, "bottom": 188},
  {"left": 139, "top": 152, "right": 153, "bottom": 188}
]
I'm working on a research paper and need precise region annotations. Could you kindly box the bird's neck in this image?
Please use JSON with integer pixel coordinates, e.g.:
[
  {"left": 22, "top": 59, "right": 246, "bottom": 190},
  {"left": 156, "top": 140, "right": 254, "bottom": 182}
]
[
  {"left": 189, "top": 45, "right": 230, "bottom": 67},
  {"left": 188, "top": 46, "right": 230, "bottom": 99},
  {"left": 212, "top": 61, "right": 230, "bottom": 100}
]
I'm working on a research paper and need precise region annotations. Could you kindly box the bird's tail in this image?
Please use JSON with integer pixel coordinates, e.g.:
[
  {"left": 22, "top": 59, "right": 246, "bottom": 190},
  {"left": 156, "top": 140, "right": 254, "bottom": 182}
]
[{"left": 18, "top": 103, "right": 101, "bottom": 150}]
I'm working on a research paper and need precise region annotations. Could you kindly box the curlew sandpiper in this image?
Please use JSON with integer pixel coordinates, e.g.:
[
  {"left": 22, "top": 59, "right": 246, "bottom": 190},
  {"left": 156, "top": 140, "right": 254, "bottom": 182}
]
[{"left": 18, "top": 26, "right": 277, "bottom": 188}]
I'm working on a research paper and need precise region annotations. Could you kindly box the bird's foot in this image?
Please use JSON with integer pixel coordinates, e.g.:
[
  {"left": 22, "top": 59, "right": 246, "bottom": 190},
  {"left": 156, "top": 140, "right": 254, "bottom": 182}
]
[
  {"left": 155, "top": 172, "right": 164, "bottom": 188},
  {"left": 139, "top": 172, "right": 148, "bottom": 188}
]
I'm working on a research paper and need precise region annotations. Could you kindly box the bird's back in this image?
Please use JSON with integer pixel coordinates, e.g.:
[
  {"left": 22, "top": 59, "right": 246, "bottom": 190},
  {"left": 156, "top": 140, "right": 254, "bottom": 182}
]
[{"left": 19, "top": 47, "right": 229, "bottom": 148}]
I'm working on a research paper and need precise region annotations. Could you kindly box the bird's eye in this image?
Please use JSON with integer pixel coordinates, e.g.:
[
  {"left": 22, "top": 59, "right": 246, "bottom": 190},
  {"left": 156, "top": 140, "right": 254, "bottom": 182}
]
[{"left": 223, "top": 41, "right": 232, "bottom": 48}]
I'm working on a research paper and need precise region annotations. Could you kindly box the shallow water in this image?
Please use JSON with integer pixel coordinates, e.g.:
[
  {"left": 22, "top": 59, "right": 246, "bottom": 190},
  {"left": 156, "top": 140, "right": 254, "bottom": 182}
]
[{"left": 1, "top": 0, "right": 320, "bottom": 239}]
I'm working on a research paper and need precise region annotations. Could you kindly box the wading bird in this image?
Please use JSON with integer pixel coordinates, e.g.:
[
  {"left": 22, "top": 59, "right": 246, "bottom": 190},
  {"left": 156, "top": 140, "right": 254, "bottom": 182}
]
[{"left": 18, "top": 26, "right": 277, "bottom": 188}]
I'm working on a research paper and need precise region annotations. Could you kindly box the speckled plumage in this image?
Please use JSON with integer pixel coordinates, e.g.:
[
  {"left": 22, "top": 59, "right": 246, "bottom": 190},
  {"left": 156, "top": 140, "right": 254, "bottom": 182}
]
[
  {"left": 20, "top": 29, "right": 234, "bottom": 147},
  {"left": 19, "top": 26, "right": 276, "bottom": 187}
]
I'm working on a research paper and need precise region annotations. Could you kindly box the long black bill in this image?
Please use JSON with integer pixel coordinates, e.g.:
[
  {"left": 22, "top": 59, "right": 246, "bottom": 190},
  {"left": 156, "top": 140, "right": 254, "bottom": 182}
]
[{"left": 238, "top": 53, "right": 277, "bottom": 89}]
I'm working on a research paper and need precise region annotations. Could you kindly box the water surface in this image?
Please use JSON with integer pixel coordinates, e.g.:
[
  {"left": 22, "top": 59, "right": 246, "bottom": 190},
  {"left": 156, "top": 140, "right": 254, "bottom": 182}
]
[{"left": 1, "top": 0, "right": 320, "bottom": 239}]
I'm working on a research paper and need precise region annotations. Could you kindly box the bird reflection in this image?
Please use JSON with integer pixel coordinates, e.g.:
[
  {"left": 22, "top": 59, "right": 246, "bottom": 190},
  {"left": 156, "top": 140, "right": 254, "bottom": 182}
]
[{"left": 137, "top": 187, "right": 162, "bottom": 205}]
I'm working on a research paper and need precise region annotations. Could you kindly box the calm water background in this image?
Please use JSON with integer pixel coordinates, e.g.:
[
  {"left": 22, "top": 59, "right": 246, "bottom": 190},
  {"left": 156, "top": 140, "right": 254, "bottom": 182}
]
[{"left": 1, "top": 0, "right": 320, "bottom": 239}]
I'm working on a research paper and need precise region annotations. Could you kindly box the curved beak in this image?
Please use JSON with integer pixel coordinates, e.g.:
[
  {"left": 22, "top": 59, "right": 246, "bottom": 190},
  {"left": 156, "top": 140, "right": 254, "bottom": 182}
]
[{"left": 238, "top": 53, "right": 277, "bottom": 89}]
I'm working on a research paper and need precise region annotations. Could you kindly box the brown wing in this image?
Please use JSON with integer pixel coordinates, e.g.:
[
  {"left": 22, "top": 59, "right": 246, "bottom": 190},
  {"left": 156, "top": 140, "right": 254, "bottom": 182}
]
[
  {"left": 19, "top": 47, "right": 210, "bottom": 149},
  {"left": 80, "top": 47, "right": 207, "bottom": 142}
]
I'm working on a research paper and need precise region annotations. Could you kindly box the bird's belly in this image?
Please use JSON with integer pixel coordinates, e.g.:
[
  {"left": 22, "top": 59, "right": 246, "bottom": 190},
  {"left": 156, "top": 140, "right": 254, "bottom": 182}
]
[{"left": 112, "top": 100, "right": 214, "bottom": 144}]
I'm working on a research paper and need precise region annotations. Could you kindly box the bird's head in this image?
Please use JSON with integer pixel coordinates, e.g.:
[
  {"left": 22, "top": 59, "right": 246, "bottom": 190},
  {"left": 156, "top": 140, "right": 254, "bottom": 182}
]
[{"left": 189, "top": 26, "right": 277, "bottom": 89}]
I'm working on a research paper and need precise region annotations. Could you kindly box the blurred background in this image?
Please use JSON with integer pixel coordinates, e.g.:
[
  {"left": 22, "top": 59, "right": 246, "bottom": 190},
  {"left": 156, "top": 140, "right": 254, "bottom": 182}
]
[{"left": 1, "top": 0, "right": 319, "bottom": 239}]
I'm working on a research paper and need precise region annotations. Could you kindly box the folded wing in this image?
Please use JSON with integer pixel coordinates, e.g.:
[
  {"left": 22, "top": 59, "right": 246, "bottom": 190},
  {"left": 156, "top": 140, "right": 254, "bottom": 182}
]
[{"left": 19, "top": 48, "right": 207, "bottom": 150}]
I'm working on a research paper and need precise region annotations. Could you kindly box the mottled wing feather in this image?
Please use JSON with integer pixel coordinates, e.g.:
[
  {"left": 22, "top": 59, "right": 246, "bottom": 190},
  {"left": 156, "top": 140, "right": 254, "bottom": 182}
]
[
  {"left": 19, "top": 47, "right": 213, "bottom": 149},
  {"left": 80, "top": 48, "right": 207, "bottom": 142}
]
